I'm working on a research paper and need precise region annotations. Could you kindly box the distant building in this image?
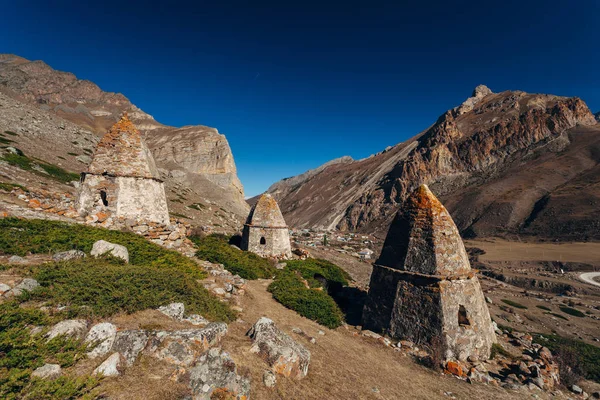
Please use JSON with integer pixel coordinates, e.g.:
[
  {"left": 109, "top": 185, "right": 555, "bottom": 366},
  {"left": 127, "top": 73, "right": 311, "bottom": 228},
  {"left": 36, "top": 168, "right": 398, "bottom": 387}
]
[
  {"left": 362, "top": 185, "right": 496, "bottom": 361},
  {"left": 358, "top": 248, "right": 374, "bottom": 260},
  {"left": 77, "top": 114, "right": 169, "bottom": 225},
  {"left": 241, "top": 194, "right": 292, "bottom": 259}
]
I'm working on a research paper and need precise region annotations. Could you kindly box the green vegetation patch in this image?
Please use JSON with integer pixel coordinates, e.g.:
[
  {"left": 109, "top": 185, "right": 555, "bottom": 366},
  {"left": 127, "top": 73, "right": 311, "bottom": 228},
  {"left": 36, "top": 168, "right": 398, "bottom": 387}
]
[
  {"left": 170, "top": 212, "right": 191, "bottom": 220},
  {"left": 533, "top": 333, "right": 600, "bottom": 383},
  {"left": 3, "top": 131, "right": 18, "bottom": 136},
  {"left": 0, "top": 218, "right": 202, "bottom": 278},
  {"left": 67, "top": 152, "right": 78, "bottom": 156},
  {"left": 546, "top": 312, "right": 569, "bottom": 320},
  {"left": 536, "top": 305, "right": 552, "bottom": 311},
  {"left": 0, "top": 182, "right": 28, "bottom": 192},
  {"left": 0, "top": 302, "right": 99, "bottom": 399},
  {"left": 188, "top": 203, "right": 206, "bottom": 211},
  {"left": 1, "top": 152, "right": 79, "bottom": 184},
  {"left": 501, "top": 299, "right": 528, "bottom": 309},
  {"left": 268, "top": 258, "right": 350, "bottom": 328},
  {"left": 28, "top": 257, "right": 235, "bottom": 321},
  {"left": 489, "top": 343, "right": 518, "bottom": 360},
  {"left": 192, "top": 234, "right": 276, "bottom": 279},
  {"left": 559, "top": 306, "right": 586, "bottom": 318},
  {"left": 0, "top": 136, "right": 14, "bottom": 145}
]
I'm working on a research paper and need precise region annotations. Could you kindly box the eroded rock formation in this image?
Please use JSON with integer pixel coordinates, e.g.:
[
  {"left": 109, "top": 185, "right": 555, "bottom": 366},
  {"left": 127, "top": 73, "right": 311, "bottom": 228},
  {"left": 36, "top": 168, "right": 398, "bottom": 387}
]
[{"left": 362, "top": 185, "right": 496, "bottom": 361}]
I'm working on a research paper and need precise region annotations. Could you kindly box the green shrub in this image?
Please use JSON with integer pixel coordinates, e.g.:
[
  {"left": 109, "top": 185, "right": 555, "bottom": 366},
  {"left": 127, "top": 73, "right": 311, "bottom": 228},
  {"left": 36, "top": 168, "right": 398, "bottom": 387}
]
[
  {"left": 559, "top": 306, "right": 586, "bottom": 318},
  {"left": 268, "top": 270, "right": 344, "bottom": 328},
  {"left": 536, "top": 305, "right": 552, "bottom": 311},
  {"left": 3, "top": 131, "right": 18, "bottom": 136},
  {"left": 1, "top": 153, "right": 79, "bottom": 184},
  {"left": 0, "top": 218, "right": 203, "bottom": 278},
  {"left": 533, "top": 333, "right": 600, "bottom": 383},
  {"left": 0, "top": 182, "right": 28, "bottom": 192},
  {"left": 546, "top": 312, "right": 569, "bottom": 321},
  {"left": 0, "top": 302, "right": 97, "bottom": 399},
  {"left": 501, "top": 299, "right": 528, "bottom": 309},
  {"left": 0, "top": 136, "right": 14, "bottom": 145},
  {"left": 29, "top": 258, "right": 235, "bottom": 321},
  {"left": 192, "top": 234, "right": 275, "bottom": 279},
  {"left": 67, "top": 152, "right": 78, "bottom": 156},
  {"left": 267, "top": 258, "right": 350, "bottom": 328}
]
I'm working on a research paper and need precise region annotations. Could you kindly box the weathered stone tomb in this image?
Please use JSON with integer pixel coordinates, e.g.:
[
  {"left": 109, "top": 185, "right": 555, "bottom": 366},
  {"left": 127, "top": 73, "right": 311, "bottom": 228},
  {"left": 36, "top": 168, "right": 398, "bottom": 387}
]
[
  {"left": 241, "top": 194, "right": 292, "bottom": 259},
  {"left": 77, "top": 113, "right": 169, "bottom": 225},
  {"left": 362, "top": 184, "right": 496, "bottom": 361}
]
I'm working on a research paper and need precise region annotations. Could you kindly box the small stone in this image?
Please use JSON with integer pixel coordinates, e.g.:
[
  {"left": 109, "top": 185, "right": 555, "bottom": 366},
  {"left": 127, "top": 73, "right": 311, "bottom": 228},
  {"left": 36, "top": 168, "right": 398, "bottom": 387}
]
[
  {"left": 93, "top": 353, "right": 121, "bottom": 377},
  {"left": 0, "top": 283, "right": 11, "bottom": 294},
  {"left": 318, "top": 330, "right": 325, "bottom": 336},
  {"left": 8, "top": 255, "right": 26, "bottom": 264},
  {"left": 571, "top": 385, "right": 583, "bottom": 395},
  {"left": 8, "top": 278, "right": 40, "bottom": 297},
  {"left": 85, "top": 322, "right": 117, "bottom": 358},
  {"left": 31, "top": 363, "right": 62, "bottom": 380},
  {"left": 112, "top": 330, "right": 150, "bottom": 366},
  {"left": 183, "top": 314, "right": 209, "bottom": 326},
  {"left": 213, "top": 287, "right": 226, "bottom": 296},
  {"left": 445, "top": 361, "right": 466, "bottom": 378},
  {"left": 46, "top": 319, "right": 88, "bottom": 341},
  {"left": 263, "top": 370, "right": 277, "bottom": 388},
  {"left": 591, "top": 391, "right": 600, "bottom": 399},
  {"left": 361, "top": 330, "right": 382, "bottom": 340},
  {"left": 485, "top": 296, "right": 493, "bottom": 304},
  {"left": 158, "top": 303, "right": 185, "bottom": 320},
  {"left": 52, "top": 250, "right": 86, "bottom": 262},
  {"left": 91, "top": 240, "right": 129, "bottom": 263}
]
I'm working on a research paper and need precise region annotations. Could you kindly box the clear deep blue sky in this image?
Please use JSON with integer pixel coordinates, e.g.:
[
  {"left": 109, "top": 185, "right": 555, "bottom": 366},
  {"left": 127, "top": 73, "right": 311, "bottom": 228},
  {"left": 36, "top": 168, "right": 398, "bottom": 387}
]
[{"left": 2, "top": 1, "right": 599, "bottom": 196}]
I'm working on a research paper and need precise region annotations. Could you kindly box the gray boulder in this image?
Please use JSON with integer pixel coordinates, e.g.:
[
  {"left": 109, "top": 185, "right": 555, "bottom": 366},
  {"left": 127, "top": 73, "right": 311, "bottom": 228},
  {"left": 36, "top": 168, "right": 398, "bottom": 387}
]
[
  {"left": 93, "top": 352, "right": 122, "bottom": 377},
  {"left": 183, "top": 314, "right": 210, "bottom": 326},
  {"left": 85, "top": 322, "right": 117, "bottom": 358},
  {"left": 112, "top": 330, "right": 149, "bottom": 366},
  {"left": 7, "top": 278, "right": 40, "bottom": 297},
  {"left": 247, "top": 317, "right": 310, "bottom": 379},
  {"left": 189, "top": 348, "right": 251, "bottom": 400},
  {"left": 52, "top": 250, "right": 86, "bottom": 262},
  {"left": 0, "top": 283, "right": 11, "bottom": 295},
  {"left": 146, "top": 323, "right": 228, "bottom": 367},
  {"left": 31, "top": 363, "right": 62, "bottom": 380},
  {"left": 8, "top": 255, "right": 26, "bottom": 264},
  {"left": 91, "top": 240, "right": 129, "bottom": 263},
  {"left": 158, "top": 302, "right": 185, "bottom": 320},
  {"left": 46, "top": 319, "right": 88, "bottom": 341}
]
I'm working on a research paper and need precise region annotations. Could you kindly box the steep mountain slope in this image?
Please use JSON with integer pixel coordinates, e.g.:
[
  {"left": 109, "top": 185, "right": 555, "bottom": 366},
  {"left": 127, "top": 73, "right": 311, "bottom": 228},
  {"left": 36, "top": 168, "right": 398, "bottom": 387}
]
[
  {"left": 0, "top": 54, "right": 248, "bottom": 226},
  {"left": 267, "top": 86, "right": 599, "bottom": 240}
]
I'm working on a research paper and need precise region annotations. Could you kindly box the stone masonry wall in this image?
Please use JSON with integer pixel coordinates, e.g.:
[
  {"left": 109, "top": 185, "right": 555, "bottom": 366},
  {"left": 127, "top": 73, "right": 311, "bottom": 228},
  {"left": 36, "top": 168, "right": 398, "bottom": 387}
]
[{"left": 241, "top": 225, "right": 292, "bottom": 259}]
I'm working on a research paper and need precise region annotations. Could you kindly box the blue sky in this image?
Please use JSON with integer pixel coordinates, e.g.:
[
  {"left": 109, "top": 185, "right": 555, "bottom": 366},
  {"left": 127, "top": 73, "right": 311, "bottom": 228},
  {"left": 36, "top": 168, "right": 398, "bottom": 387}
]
[{"left": 1, "top": 0, "right": 599, "bottom": 196}]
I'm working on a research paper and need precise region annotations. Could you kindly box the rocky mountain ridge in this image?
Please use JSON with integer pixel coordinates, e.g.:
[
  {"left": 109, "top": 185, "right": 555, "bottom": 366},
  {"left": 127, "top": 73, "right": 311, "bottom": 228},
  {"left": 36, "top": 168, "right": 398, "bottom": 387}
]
[
  {"left": 0, "top": 54, "right": 248, "bottom": 227},
  {"left": 266, "top": 86, "right": 600, "bottom": 240}
]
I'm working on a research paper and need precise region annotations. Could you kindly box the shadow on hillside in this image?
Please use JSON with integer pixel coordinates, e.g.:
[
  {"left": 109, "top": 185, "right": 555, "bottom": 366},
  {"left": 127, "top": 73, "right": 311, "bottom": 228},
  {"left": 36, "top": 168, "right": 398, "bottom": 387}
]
[{"left": 330, "top": 286, "right": 368, "bottom": 326}]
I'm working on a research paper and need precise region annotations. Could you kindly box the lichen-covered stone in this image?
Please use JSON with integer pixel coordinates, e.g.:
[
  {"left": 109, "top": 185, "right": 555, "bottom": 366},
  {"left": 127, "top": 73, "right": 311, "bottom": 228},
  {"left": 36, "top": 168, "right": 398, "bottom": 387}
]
[
  {"left": 93, "top": 352, "right": 122, "bottom": 377},
  {"left": 158, "top": 302, "right": 185, "bottom": 320},
  {"left": 52, "top": 249, "right": 86, "bottom": 262},
  {"left": 91, "top": 240, "right": 129, "bottom": 263},
  {"left": 31, "top": 363, "right": 62, "bottom": 380},
  {"left": 188, "top": 347, "right": 250, "bottom": 400},
  {"left": 363, "top": 185, "right": 496, "bottom": 360},
  {"left": 112, "top": 330, "right": 149, "bottom": 366},
  {"left": 247, "top": 317, "right": 310, "bottom": 379},
  {"left": 46, "top": 319, "right": 88, "bottom": 341},
  {"left": 5, "top": 278, "right": 39, "bottom": 297},
  {"left": 85, "top": 322, "right": 117, "bottom": 358},
  {"left": 241, "top": 194, "right": 291, "bottom": 259}
]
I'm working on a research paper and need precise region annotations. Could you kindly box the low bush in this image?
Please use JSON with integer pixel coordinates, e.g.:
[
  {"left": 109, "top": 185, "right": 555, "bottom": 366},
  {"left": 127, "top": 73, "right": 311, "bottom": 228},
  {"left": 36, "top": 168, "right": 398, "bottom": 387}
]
[
  {"left": 0, "top": 218, "right": 203, "bottom": 278},
  {"left": 533, "top": 333, "right": 600, "bottom": 383},
  {"left": 559, "top": 306, "right": 586, "bottom": 318},
  {"left": 28, "top": 258, "right": 235, "bottom": 321},
  {"left": 192, "top": 234, "right": 275, "bottom": 279},
  {"left": 1, "top": 152, "right": 79, "bottom": 184},
  {"left": 0, "top": 302, "right": 99, "bottom": 399},
  {"left": 268, "top": 258, "right": 350, "bottom": 328},
  {"left": 0, "top": 182, "right": 28, "bottom": 192},
  {"left": 501, "top": 299, "right": 528, "bottom": 309}
]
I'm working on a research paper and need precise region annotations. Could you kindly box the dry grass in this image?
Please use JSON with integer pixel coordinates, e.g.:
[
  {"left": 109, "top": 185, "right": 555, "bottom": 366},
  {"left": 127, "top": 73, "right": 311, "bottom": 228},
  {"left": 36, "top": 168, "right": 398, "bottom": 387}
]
[{"left": 465, "top": 238, "right": 600, "bottom": 263}]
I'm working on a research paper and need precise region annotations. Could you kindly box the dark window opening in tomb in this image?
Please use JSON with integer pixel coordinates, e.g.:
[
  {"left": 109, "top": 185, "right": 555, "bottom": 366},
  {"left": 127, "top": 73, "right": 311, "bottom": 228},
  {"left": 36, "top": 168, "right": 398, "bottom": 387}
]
[
  {"left": 458, "top": 305, "right": 471, "bottom": 326},
  {"left": 100, "top": 190, "right": 108, "bottom": 206},
  {"left": 80, "top": 172, "right": 86, "bottom": 183},
  {"left": 260, "top": 237, "right": 266, "bottom": 245}
]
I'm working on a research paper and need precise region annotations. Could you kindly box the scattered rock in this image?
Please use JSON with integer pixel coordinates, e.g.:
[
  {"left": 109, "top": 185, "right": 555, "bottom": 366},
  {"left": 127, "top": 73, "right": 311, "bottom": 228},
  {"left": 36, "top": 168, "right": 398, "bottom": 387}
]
[
  {"left": 247, "top": 317, "right": 311, "bottom": 379},
  {"left": 85, "top": 322, "right": 117, "bottom": 358},
  {"left": 76, "top": 154, "right": 92, "bottom": 164},
  {"left": 52, "top": 249, "right": 86, "bottom": 262},
  {"left": 188, "top": 348, "right": 251, "bottom": 400},
  {"left": 91, "top": 240, "right": 129, "bottom": 263},
  {"left": 158, "top": 302, "right": 185, "bottom": 320},
  {"left": 6, "top": 278, "right": 40, "bottom": 297},
  {"left": 0, "top": 283, "right": 11, "bottom": 294},
  {"left": 46, "top": 319, "right": 88, "bottom": 341},
  {"left": 8, "top": 255, "right": 26, "bottom": 264},
  {"left": 93, "top": 352, "right": 122, "bottom": 377},
  {"left": 183, "top": 314, "right": 209, "bottom": 326},
  {"left": 361, "top": 330, "right": 382, "bottom": 340},
  {"left": 485, "top": 296, "right": 493, "bottom": 304},
  {"left": 263, "top": 370, "right": 277, "bottom": 388},
  {"left": 31, "top": 363, "right": 62, "bottom": 380},
  {"left": 591, "top": 391, "right": 600, "bottom": 399},
  {"left": 112, "top": 330, "right": 150, "bottom": 366},
  {"left": 6, "top": 146, "right": 24, "bottom": 156},
  {"left": 146, "top": 323, "right": 228, "bottom": 367},
  {"left": 445, "top": 361, "right": 466, "bottom": 378},
  {"left": 571, "top": 385, "right": 583, "bottom": 395}
]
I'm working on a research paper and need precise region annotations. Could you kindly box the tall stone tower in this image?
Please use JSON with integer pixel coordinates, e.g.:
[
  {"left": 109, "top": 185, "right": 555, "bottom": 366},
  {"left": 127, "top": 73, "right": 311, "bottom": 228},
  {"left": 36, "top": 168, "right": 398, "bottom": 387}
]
[
  {"left": 362, "top": 184, "right": 496, "bottom": 361},
  {"left": 78, "top": 113, "right": 170, "bottom": 225},
  {"left": 241, "top": 194, "right": 292, "bottom": 259}
]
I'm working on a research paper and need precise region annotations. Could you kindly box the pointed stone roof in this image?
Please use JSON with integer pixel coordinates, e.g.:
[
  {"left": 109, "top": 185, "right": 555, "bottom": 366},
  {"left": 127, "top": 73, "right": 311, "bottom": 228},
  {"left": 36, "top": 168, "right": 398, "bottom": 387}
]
[
  {"left": 246, "top": 194, "right": 287, "bottom": 228},
  {"left": 376, "top": 184, "right": 471, "bottom": 277},
  {"left": 87, "top": 113, "right": 160, "bottom": 179}
]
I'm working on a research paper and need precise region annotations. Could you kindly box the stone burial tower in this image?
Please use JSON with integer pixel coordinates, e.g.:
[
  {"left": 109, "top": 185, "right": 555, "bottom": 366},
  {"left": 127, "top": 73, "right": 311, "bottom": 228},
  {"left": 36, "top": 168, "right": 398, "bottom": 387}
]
[
  {"left": 77, "top": 113, "right": 170, "bottom": 226},
  {"left": 362, "top": 184, "right": 496, "bottom": 361},
  {"left": 241, "top": 194, "right": 292, "bottom": 259}
]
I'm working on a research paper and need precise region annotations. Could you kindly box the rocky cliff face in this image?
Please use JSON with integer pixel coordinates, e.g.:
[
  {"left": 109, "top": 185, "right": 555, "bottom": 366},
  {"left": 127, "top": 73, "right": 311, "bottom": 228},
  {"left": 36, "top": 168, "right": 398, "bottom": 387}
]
[
  {"left": 0, "top": 54, "right": 248, "bottom": 227},
  {"left": 267, "top": 86, "right": 600, "bottom": 240}
]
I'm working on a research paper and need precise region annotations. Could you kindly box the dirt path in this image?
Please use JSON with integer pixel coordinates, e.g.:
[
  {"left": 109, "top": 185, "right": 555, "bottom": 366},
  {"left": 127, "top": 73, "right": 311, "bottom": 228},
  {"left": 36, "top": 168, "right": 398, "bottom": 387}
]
[
  {"left": 221, "top": 279, "right": 536, "bottom": 400},
  {"left": 580, "top": 272, "right": 600, "bottom": 288}
]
